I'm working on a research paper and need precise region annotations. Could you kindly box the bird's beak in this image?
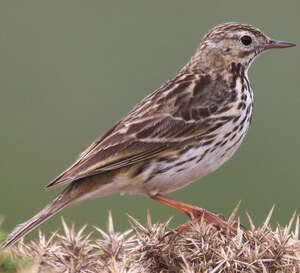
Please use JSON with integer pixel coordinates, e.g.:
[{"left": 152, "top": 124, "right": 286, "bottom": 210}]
[{"left": 262, "top": 39, "right": 296, "bottom": 50}]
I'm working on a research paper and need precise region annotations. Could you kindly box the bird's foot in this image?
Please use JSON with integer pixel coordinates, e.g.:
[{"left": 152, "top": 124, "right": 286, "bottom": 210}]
[
  {"left": 165, "top": 212, "right": 238, "bottom": 244},
  {"left": 152, "top": 194, "right": 239, "bottom": 243}
]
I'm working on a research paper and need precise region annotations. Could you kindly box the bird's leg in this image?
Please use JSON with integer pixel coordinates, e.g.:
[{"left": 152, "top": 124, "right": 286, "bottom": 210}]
[{"left": 151, "top": 194, "right": 237, "bottom": 237}]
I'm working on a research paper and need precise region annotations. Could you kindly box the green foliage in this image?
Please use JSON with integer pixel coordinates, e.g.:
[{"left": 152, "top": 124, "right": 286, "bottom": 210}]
[{"left": 0, "top": 219, "right": 32, "bottom": 273}]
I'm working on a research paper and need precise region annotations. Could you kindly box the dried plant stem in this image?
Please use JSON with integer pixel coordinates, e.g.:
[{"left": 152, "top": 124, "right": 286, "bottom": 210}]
[{"left": 3, "top": 206, "right": 300, "bottom": 273}]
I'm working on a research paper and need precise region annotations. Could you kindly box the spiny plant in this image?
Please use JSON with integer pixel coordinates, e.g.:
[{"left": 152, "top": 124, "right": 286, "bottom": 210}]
[{"left": 3, "top": 207, "right": 300, "bottom": 273}]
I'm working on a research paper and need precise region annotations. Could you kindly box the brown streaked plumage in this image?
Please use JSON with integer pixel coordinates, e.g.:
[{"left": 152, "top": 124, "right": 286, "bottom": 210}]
[{"left": 2, "top": 22, "right": 295, "bottom": 248}]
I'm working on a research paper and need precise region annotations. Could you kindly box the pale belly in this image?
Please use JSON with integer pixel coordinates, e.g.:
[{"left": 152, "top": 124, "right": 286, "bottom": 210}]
[
  {"left": 123, "top": 82, "right": 253, "bottom": 196},
  {"left": 127, "top": 116, "right": 250, "bottom": 196}
]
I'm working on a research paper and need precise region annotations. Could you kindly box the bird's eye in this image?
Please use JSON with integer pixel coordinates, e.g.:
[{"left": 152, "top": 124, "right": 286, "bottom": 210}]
[{"left": 241, "top": 35, "right": 252, "bottom": 46}]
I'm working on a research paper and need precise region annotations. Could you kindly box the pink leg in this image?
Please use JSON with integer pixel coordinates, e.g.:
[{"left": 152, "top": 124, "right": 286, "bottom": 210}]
[{"left": 151, "top": 194, "right": 237, "bottom": 236}]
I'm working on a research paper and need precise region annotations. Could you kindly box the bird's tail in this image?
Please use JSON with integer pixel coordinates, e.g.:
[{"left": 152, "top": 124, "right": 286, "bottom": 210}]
[{"left": 2, "top": 187, "right": 72, "bottom": 248}]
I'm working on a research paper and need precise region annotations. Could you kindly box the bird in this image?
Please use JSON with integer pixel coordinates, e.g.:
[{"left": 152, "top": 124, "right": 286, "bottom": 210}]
[{"left": 2, "top": 22, "right": 295, "bottom": 248}]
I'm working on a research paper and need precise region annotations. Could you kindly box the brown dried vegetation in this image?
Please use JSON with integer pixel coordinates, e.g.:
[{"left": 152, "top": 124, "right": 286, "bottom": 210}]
[{"left": 5, "top": 208, "right": 300, "bottom": 273}]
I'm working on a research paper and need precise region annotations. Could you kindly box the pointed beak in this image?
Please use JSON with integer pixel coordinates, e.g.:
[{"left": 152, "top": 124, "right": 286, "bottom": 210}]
[{"left": 262, "top": 39, "right": 296, "bottom": 50}]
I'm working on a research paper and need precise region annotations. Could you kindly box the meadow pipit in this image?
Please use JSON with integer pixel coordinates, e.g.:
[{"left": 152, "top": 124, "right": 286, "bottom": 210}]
[{"left": 2, "top": 22, "right": 295, "bottom": 248}]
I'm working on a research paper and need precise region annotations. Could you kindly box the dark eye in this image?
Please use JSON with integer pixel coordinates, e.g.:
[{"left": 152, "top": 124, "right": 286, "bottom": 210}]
[{"left": 241, "top": 35, "right": 252, "bottom": 46}]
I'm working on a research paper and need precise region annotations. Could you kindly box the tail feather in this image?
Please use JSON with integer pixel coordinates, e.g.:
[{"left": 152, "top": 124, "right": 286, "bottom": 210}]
[
  {"left": 2, "top": 195, "right": 69, "bottom": 248},
  {"left": 2, "top": 175, "right": 111, "bottom": 248}
]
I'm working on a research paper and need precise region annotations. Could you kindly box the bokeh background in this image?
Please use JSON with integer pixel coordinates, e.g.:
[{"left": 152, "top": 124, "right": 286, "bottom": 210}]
[{"left": 1, "top": 1, "right": 299, "bottom": 240}]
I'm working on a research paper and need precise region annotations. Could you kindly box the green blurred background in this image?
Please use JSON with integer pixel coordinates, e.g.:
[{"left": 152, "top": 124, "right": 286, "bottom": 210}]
[{"left": 1, "top": 0, "right": 299, "bottom": 240}]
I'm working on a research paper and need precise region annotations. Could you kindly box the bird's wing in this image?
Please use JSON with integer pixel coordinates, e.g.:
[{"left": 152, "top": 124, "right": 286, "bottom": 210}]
[
  {"left": 45, "top": 114, "right": 202, "bottom": 189},
  {"left": 46, "top": 72, "right": 234, "bottom": 189}
]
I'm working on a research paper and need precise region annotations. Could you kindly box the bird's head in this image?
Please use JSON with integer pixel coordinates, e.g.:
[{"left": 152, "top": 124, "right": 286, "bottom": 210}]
[{"left": 193, "top": 22, "right": 295, "bottom": 71}]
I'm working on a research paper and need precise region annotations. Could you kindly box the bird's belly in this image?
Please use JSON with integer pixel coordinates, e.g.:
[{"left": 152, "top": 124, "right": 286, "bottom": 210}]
[
  {"left": 126, "top": 87, "right": 253, "bottom": 197},
  {"left": 128, "top": 124, "right": 249, "bottom": 196},
  {"left": 145, "top": 145, "right": 240, "bottom": 195}
]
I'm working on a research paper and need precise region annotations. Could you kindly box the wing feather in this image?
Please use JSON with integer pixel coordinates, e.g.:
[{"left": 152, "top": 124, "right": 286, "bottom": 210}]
[
  {"left": 46, "top": 73, "right": 227, "bottom": 189},
  {"left": 46, "top": 116, "right": 188, "bottom": 189}
]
